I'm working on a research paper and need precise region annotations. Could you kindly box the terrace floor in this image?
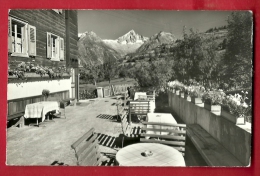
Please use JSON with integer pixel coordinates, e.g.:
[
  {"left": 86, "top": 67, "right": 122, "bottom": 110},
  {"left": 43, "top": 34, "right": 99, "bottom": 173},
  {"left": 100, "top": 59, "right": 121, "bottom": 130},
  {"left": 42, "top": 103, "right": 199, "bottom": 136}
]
[{"left": 6, "top": 97, "right": 207, "bottom": 166}]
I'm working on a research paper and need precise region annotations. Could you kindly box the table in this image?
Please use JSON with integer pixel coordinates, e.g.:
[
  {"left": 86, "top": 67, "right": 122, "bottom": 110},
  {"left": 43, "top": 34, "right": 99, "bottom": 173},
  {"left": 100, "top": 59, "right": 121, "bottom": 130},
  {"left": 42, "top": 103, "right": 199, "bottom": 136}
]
[
  {"left": 134, "top": 92, "right": 147, "bottom": 100},
  {"left": 24, "top": 101, "right": 60, "bottom": 126},
  {"left": 116, "top": 143, "right": 186, "bottom": 166},
  {"left": 146, "top": 113, "right": 178, "bottom": 137}
]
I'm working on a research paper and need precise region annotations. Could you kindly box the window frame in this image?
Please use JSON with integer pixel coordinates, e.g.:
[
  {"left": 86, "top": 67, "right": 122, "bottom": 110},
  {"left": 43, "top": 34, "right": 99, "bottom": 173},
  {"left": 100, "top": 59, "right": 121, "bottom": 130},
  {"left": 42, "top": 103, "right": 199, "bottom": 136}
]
[
  {"left": 50, "top": 33, "right": 60, "bottom": 61},
  {"left": 47, "top": 32, "right": 64, "bottom": 62},
  {"left": 10, "top": 17, "right": 29, "bottom": 57}
]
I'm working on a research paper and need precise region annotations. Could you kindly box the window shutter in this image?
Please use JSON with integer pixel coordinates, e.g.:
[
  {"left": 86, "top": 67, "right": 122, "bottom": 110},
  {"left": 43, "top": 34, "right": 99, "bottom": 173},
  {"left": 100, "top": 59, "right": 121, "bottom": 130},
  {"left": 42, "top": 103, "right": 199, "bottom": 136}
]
[
  {"left": 55, "top": 37, "right": 60, "bottom": 61},
  {"left": 28, "top": 25, "right": 36, "bottom": 56},
  {"left": 8, "top": 16, "right": 12, "bottom": 53},
  {"left": 59, "top": 37, "right": 64, "bottom": 60},
  {"left": 46, "top": 32, "right": 51, "bottom": 59}
]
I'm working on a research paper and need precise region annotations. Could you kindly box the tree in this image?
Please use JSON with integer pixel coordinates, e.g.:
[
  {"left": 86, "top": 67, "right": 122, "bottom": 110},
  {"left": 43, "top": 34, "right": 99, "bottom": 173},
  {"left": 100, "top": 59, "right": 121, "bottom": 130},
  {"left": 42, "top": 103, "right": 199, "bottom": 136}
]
[
  {"left": 223, "top": 11, "right": 253, "bottom": 89},
  {"left": 81, "top": 63, "right": 101, "bottom": 86},
  {"left": 118, "top": 65, "right": 127, "bottom": 80},
  {"left": 102, "top": 52, "right": 118, "bottom": 84}
]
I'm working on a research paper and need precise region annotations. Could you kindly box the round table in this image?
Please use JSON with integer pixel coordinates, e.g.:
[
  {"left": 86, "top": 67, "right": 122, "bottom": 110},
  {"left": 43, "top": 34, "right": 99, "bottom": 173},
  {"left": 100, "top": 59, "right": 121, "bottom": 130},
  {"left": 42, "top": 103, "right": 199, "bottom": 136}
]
[{"left": 116, "top": 143, "right": 186, "bottom": 166}]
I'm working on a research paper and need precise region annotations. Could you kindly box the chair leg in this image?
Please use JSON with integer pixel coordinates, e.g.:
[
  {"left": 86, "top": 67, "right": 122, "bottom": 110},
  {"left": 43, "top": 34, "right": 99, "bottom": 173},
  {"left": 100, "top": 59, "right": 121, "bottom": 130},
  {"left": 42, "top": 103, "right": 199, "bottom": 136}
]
[{"left": 122, "top": 136, "right": 124, "bottom": 148}]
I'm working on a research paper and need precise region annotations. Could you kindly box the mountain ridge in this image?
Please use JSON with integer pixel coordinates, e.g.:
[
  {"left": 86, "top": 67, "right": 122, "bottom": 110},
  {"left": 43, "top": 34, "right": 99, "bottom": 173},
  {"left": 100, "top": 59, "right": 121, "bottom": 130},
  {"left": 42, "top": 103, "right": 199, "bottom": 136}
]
[{"left": 78, "top": 31, "right": 121, "bottom": 66}]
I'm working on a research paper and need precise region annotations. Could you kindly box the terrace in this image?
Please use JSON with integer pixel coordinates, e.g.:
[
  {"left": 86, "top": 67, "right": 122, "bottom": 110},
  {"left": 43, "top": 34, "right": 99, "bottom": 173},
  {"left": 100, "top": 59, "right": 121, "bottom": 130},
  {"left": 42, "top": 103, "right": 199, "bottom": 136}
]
[
  {"left": 7, "top": 84, "right": 251, "bottom": 166},
  {"left": 7, "top": 95, "right": 206, "bottom": 166}
]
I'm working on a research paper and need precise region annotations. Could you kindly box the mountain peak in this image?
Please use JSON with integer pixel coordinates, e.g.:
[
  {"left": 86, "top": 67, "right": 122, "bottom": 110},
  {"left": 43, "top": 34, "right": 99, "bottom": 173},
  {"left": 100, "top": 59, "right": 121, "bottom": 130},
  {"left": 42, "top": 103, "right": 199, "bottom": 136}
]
[
  {"left": 136, "top": 31, "right": 177, "bottom": 53},
  {"left": 128, "top": 29, "right": 136, "bottom": 34},
  {"left": 117, "top": 30, "right": 148, "bottom": 44}
]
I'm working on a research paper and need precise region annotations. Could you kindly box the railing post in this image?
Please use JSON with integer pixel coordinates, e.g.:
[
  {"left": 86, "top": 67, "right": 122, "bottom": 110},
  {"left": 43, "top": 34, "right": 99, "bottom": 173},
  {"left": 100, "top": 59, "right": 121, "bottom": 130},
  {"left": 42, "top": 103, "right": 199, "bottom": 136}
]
[{"left": 128, "top": 101, "right": 131, "bottom": 125}]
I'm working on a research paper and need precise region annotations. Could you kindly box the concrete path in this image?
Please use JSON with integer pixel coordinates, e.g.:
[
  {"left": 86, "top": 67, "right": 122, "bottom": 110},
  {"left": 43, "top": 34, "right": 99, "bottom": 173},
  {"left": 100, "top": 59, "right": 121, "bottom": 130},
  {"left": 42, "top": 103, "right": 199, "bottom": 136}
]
[{"left": 7, "top": 97, "right": 123, "bottom": 166}]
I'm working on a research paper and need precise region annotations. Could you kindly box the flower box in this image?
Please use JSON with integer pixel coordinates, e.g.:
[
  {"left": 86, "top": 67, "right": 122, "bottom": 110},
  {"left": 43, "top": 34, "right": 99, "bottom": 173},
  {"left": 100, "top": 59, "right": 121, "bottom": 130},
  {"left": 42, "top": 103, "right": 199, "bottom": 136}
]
[
  {"left": 184, "top": 94, "right": 191, "bottom": 101},
  {"left": 191, "top": 97, "right": 203, "bottom": 104},
  {"left": 221, "top": 108, "right": 245, "bottom": 125},
  {"left": 204, "top": 103, "right": 221, "bottom": 112}
]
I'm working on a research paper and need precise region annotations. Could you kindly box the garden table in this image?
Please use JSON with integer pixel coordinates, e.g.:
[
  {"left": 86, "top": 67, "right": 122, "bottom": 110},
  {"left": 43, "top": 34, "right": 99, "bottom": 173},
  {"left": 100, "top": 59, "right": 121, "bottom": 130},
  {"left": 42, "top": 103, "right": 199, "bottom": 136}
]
[
  {"left": 145, "top": 113, "right": 178, "bottom": 137},
  {"left": 116, "top": 143, "right": 186, "bottom": 166},
  {"left": 134, "top": 92, "right": 147, "bottom": 100},
  {"left": 24, "top": 101, "right": 59, "bottom": 126}
]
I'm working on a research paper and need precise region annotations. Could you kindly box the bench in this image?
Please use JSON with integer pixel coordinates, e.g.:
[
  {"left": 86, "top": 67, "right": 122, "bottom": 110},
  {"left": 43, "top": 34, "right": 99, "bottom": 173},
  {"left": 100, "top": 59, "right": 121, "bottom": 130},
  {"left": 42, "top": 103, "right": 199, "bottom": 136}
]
[
  {"left": 71, "top": 128, "right": 102, "bottom": 166},
  {"left": 140, "top": 122, "right": 186, "bottom": 156},
  {"left": 7, "top": 111, "right": 25, "bottom": 128},
  {"left": 187, "top": 124, "right": 244, "bottom": 166}
]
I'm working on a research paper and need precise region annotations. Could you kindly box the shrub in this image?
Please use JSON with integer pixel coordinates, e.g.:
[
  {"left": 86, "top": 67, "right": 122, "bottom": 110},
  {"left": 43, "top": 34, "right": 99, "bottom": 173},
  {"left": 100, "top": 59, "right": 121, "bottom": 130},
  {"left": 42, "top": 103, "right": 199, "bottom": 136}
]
[
  {"left": 80, "top": 89, "right": 97, "bottom": 100},
  {"left": 42, "top": 89, "right": 50, "bottom": 97}
]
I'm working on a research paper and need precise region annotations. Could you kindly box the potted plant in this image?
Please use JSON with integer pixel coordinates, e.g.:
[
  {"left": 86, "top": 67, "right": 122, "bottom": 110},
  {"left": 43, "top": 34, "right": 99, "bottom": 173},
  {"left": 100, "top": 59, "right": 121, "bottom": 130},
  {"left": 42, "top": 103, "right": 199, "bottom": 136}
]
[
  {"left": 174, "top": 85, "right": 181, "bottom": 95},
  {"left": 221, "top": 92, "right": 251, "bottom": 124},
  {"left": 190, "top": 86, "right": 204, "bottom": 104},
  {"left": 202, "top": 90, "right": 225, "bottom": 112},
  {"left": 179, "top": 85, "right": 185, "bottom": 98},
  {"left": 42, "top": 89, "right": 50, "bottom": 101},
  {"left": 184, "top": 86, "right": 191, "bottom": 101}
]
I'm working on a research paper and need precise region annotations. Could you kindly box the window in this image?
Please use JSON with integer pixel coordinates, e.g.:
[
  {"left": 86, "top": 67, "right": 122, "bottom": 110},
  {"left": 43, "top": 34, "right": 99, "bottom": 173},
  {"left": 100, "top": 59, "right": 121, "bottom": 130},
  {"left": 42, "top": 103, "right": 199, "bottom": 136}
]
[
  {"left": 52, "top": 9, "right": 62, "bottom": 14},
  {"left": 47, "top": 32, "right": 64, "bottom": 61},
  {"left": 8, "top": 16, "right": 36, "bottom": 57}
]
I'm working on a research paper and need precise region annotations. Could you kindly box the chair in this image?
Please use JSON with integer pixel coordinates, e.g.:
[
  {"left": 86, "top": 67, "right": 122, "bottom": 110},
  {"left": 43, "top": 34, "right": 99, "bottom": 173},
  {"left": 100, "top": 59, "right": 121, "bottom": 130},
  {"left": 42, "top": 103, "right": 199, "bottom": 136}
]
[
  {"left": 71, "top": 128, "right": 102, "bottom": 166},
  {"left": 128, "top": 100, "right": 150, "bottom": 123},
  {"left": 140, "top": 122, "right": 187, "bottom": 156},
  {"left": 147, "top": 90, "right": 155, "bottom": 101},
  {"left": 119, "top": 111, "right": 143, "bottom": 147}
]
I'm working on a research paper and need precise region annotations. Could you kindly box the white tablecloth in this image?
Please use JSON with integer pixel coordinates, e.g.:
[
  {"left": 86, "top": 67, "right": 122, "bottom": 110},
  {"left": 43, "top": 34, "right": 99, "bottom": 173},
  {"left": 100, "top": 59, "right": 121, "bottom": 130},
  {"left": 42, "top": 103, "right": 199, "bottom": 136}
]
[
  {"left": 146, "top": 113, "right": 178, "bottom": 137},
  {"left": 116, "top": 143, "right": 185, "bottom": 166},
  {"left": 134, "top": 92, "right": 147, "bottom": 100},
  {"left": 24, "top": 101, "right": 59, "bottom": 122}
]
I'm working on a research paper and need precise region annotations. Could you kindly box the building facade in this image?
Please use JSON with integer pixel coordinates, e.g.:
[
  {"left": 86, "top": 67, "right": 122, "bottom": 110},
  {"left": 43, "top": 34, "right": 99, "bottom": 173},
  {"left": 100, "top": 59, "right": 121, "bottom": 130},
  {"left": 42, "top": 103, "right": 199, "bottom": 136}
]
[{"left": 7, "top": 10, "right": 79, "bottom": 123}]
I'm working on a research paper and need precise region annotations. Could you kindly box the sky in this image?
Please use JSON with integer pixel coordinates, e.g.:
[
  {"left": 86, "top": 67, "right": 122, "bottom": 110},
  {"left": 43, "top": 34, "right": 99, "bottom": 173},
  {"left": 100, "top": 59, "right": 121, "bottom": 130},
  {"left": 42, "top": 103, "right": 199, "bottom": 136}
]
[{"left": 78, "top": 10, "right": 232, "bottom": 40}]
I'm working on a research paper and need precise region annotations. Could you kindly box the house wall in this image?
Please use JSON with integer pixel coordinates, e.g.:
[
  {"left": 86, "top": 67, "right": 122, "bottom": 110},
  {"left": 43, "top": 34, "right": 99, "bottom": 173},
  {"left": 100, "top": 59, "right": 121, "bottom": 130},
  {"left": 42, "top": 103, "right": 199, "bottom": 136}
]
[
  {"left": 66, "top": 10, "right": 78, "bottom": 67},
  {"left": 168, "top": 90, "right": 251, "bottom": 166}
]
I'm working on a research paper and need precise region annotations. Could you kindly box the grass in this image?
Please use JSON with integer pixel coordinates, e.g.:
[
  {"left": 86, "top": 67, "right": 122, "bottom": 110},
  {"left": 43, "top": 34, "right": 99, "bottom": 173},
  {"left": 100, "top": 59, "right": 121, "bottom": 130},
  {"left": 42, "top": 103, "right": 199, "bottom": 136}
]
[{"left": 79, "top": 78, "right": 137, "bottom": 92}]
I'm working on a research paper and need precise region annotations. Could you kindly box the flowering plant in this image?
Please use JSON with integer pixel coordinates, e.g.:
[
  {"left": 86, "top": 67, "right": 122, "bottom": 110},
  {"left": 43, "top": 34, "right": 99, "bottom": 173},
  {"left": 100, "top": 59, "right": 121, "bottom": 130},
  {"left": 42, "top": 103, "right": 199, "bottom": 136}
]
[
  {"left": 184, "top": 86, "right": 192, "bottom": 94},
  {"left": 42, "top": 89, "right": 50, "bottom": 97},
  {"left": 221, "top": 91, "right": 251, "bottom": 120},
  {"left": 8, "top": 61, "right": 67, "bottom": 79},
  {"left": 189, "top": 86, "right": 205, "bottom": 98},
  {"left": 202, "top": 90, "right": 225, "bottom": 105}
]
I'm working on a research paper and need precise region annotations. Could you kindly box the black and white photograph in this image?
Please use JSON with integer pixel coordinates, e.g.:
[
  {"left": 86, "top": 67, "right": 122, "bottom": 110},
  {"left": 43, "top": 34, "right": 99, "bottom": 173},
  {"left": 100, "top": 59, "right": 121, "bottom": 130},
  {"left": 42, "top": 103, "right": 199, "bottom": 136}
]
[{"left": 7, "top": 10, "right": 252, "bottom": 167}]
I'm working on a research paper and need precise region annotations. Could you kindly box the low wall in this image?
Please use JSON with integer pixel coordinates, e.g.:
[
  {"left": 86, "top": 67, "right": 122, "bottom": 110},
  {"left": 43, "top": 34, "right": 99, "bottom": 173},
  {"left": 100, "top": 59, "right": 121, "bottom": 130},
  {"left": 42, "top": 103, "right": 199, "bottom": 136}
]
[
  {"left": 7, "top": 78, "right": 71, "bottom": 117},
  {"left": 8, "top": 78, "right": 71, "bottom": 100},
  {"left": 168, "top": 90, "right": 251, "bottom": 166}
]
